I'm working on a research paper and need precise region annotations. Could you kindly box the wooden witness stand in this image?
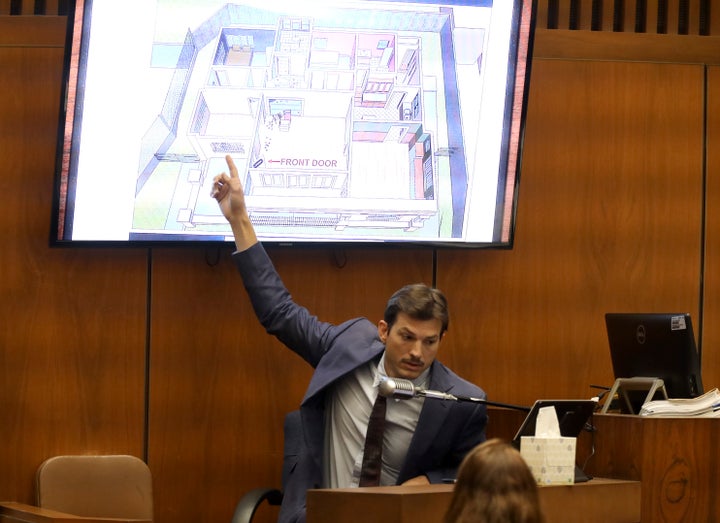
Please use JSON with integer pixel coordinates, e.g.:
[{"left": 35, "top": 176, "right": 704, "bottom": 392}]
[
  {"left": 486, "top": 407, "right": 720, "bottom": 522},
  {"left": 307, "top": 478, "right": 641, "bottom": 523},
  {"left": 0, "top": 503, "right": 151, "bottom": 523},
  {"left": 6, "top": 411, "right": 718, "bottom": 522},
  {"left": 584, "top": 414, "right": 720, "bottom": 522},
  {"left": 307, "top": 407, "right": 720, "bottom": 523}
]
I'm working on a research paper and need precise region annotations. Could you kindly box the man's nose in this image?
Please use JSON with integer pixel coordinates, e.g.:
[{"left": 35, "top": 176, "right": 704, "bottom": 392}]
[{"left": 408, "top": 340, "right": 423, "bottom": 358}]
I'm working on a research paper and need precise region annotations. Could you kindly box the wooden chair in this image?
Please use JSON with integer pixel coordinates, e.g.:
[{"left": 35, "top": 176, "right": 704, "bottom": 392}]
[{"left": 35, "top": 455, "right": 153, "bottom": 521}]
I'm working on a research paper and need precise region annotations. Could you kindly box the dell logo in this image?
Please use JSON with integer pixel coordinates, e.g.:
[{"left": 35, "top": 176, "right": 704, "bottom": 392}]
[{"left": 636, "top": 325, "right": 647, "bottom": 344}]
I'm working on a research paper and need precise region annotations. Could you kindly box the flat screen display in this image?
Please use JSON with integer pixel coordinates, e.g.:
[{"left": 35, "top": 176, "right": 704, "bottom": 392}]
[
  {"left": 51, "top": 0, "right": 535, "bottom": 247},
  {"left": 605, "top": 312, "right": 704, "bottom": 401}
]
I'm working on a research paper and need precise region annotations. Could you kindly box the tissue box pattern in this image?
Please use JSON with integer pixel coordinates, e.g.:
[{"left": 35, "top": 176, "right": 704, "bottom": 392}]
[{"left": 520, "top": 436, "right": 576, "bottom": 485}]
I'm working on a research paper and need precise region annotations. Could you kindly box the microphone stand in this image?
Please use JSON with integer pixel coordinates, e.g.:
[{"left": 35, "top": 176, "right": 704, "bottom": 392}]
[
  {"left": 378, "top": 377, "right": 531, "bottom": 412},
  {"left": 418, "top": 390, "right": 531, "bottom": 412},
  {"left": 459, "top": 396, "right": 531, "bottom": 412}
]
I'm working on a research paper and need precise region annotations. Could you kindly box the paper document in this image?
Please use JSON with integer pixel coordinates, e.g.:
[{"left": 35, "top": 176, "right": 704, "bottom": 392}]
[{"left": 640, "top": 388, "right": 720, "bottom": 417}]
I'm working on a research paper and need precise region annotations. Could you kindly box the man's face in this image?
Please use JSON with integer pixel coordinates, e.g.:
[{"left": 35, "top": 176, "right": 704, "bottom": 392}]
[{"left": 378, "top": 312, "right": 444, "bottom": 380}]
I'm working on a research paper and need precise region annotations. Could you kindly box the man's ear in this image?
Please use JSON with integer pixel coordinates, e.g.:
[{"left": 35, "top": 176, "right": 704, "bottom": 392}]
[{"left": 377, "top": 320, "right": 389, "bottom": 343}]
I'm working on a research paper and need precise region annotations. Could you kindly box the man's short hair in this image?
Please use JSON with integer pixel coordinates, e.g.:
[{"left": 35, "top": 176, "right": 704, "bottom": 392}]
[{"left": 383, "top": 284, "right": 449, "bottom": 335}]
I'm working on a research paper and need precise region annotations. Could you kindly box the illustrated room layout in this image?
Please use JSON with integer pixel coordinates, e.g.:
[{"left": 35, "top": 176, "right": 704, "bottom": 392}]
[{"left": 132, "top": 2, "right": 489, "bottom": 241}]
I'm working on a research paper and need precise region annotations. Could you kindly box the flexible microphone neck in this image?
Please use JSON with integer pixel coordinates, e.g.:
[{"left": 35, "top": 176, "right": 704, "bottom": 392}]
[{"left": 378, "top": 377, "right": 530, "bottom": 412}]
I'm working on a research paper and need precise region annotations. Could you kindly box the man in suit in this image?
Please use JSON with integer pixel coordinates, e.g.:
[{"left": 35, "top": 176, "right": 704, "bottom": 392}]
[{"left": 212, "top": 155, "right": 488, "bottom": 523}]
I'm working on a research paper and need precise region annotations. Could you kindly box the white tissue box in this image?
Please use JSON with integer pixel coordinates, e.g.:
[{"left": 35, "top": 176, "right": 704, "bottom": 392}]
[{"left": 520, "top": 436, "right": 576, "bottom": 485}]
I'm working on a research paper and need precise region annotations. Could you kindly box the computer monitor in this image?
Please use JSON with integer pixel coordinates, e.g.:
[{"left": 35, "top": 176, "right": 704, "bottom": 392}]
[
  {"left": 511, "top": 399, "right": 597, "bottom": 447},
  {"left": 605, "top": 313, "right": 704, "bottom": 402}
]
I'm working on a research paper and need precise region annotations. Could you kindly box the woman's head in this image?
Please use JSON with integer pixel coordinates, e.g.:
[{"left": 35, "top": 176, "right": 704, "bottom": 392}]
[{"left": 444, "top": 438, "right": 544, "bottom": 523}]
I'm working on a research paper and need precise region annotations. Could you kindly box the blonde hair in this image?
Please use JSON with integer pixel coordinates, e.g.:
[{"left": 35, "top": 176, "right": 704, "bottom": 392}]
[{"left": 443, "top": 439, "right": 544, "bottom": 523}]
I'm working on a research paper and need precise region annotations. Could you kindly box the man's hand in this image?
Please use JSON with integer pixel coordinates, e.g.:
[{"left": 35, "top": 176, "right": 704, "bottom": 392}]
[
  {"left": 211, "top": 155, "right": 258, "bottom": 251},
  {"left": 211, "top": 155, "right": 245, "bottom": 223},
  {"left": 401, "top": 475, "right": 430, "bottom": 486}
]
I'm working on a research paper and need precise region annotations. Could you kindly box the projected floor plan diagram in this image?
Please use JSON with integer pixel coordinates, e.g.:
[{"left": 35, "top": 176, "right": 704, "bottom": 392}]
[{"left": 132, "top": 1, "right": 490, "bottom": 242}]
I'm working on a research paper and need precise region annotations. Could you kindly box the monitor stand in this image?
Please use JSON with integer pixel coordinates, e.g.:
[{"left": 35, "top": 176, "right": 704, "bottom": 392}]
[{"left": 600, "top": 377, "right": 668, "bottom": 414}]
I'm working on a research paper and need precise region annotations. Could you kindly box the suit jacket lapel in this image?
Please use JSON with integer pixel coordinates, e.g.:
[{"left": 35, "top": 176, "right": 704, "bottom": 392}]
[
  {"left": 300, "top": 336, "right": 385, "bottom": 468},
  {"left": 398, "top": 361, "right": 454, "bottom": 481}
]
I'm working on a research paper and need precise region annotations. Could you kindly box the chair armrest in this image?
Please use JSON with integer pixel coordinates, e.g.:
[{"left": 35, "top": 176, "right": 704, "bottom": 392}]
[
  {"left": 230, "top": 488, "right": 283, "bottom": 523},
  {"left": 0, "top": 502, "right": 151, "bottom": 523}
]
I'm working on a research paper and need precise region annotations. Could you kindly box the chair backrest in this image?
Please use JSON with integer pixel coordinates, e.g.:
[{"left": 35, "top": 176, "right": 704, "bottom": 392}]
[{"left": 36, "top": 455, "right": 153, "bottom": 520}]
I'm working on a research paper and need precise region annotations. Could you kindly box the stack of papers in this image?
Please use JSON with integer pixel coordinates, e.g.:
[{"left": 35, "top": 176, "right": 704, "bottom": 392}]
[{"left": 639, "top": 388, "right": 720, "bottom": 417}]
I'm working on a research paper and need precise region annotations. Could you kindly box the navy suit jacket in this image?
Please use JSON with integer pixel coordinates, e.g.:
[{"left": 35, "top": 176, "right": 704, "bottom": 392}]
[{"left": 234, "top": 244, "right": 488, "bottom": 523}]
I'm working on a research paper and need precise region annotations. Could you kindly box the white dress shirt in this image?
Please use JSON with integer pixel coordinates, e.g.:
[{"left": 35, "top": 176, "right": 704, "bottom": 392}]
[{"left": 323, "top": 353, "right": 429, "bottom": 487}]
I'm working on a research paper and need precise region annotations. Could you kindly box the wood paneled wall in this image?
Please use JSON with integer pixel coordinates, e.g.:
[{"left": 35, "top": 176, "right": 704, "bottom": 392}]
[
  {"left": 536, "top": 0, "right": 719, "bottom": 35},
  {"left": 703, "top": 66, "right": 720, "bottom": 409},
  {"left": 0, "top": 12, "right": 147, "bottom": 506},
  {"left": 2, "top": 8, "right": 720, "bottom": 523},
  {"left": 438, "top": 59, "right": 705, "bottom": 405},
  {"left": 0, "top": 0, "right": 67, "bottom": 16},
  {"left": 3, "top": 0, "right": 720, "bottom": 36}
]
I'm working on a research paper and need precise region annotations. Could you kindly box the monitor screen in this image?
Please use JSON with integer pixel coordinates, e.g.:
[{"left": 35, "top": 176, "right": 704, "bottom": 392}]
[
  {"left": 605, "top": 312, "right": 704, "bottom": 400},
  {"left": 51, "top": 0, "right": 535, "bottom": 247}
]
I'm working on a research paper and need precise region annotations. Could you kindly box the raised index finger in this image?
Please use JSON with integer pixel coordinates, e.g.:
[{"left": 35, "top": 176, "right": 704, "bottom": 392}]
[{"left": 225, "top": 154, "right": 239, "bottom": 179}]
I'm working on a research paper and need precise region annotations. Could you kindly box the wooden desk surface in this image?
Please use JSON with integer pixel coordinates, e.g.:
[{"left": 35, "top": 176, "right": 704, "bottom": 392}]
[{"left": 307, "top": 477, "right": 640, "bottom": 523}]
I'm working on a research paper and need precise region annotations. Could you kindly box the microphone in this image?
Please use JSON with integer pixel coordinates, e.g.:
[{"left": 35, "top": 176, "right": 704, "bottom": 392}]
[
  {"left": 378, "top": 377, "right": 530, "bottom": 412},
  {"left": 378, "top": 377, "right": 417, "bottom": 399},
  {"left": 379, "top": 377, "right": 460, "bottom": 401}
]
